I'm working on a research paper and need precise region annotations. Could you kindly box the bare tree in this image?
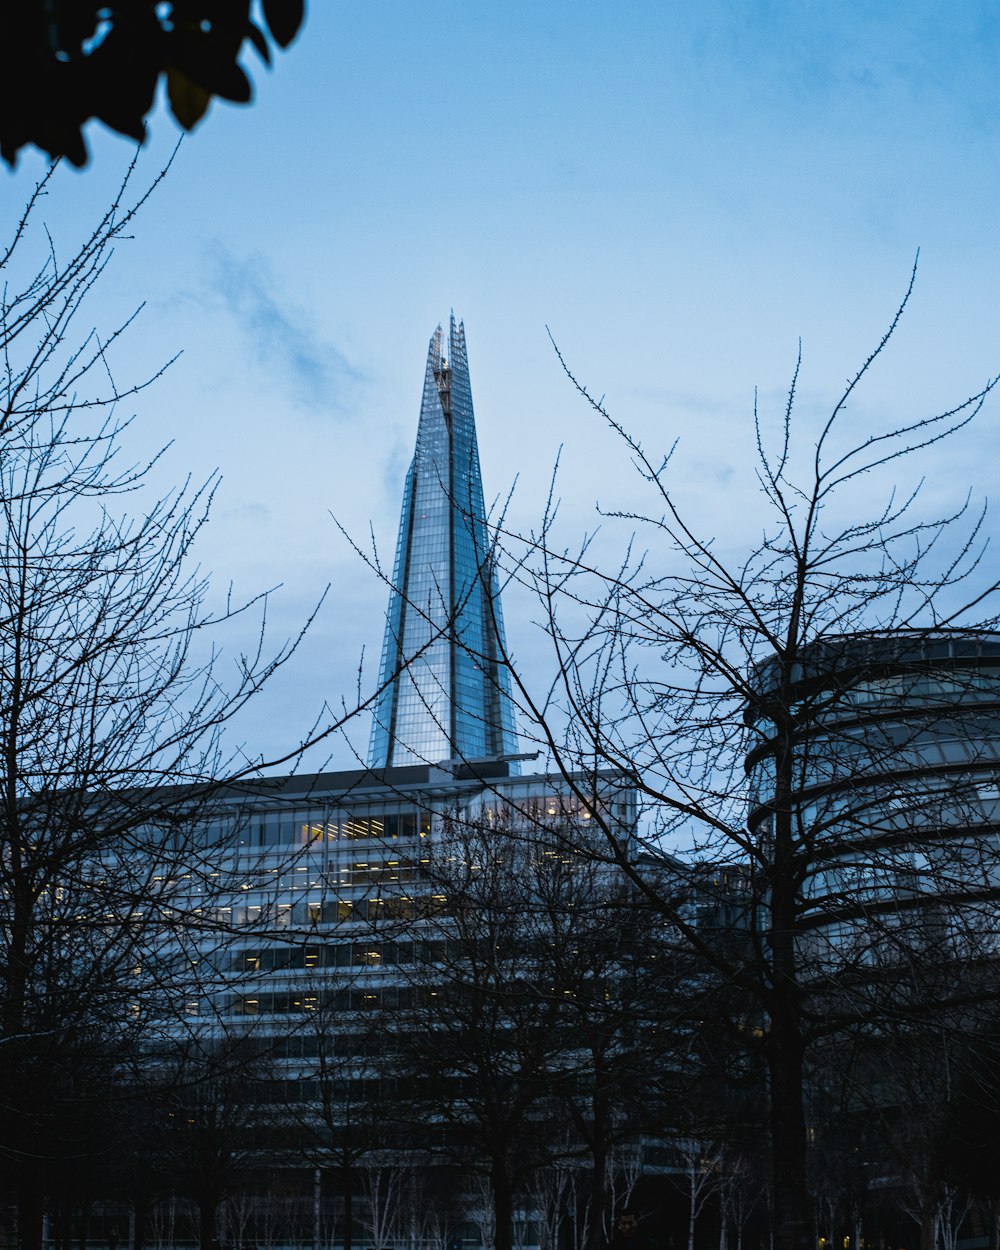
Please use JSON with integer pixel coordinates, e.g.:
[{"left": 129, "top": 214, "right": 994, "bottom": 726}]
[
  {"left": 535, "top": 830, "right": 679, "bottom": 1250},
  {"left": 154, "top": 1037, "right": 275, "bottom": 1250},
  {"left": 291, "top": 986, "right": 397, "bottom": 1250},
  {"left": 717, "top": 1147, "right": 765, "bottom": 1250},
  {"left": 379, "top": 814, "right": 607, "bottom": 1250},
  {"left": 0, "top": 163, "right": 322, "bottom": 1250},
  {"left": 497, "top": 265, "right": 1000, "bottom": 1250},
  {"left": 675, "top": 1139, "right": 725, "bottom": 1250}
]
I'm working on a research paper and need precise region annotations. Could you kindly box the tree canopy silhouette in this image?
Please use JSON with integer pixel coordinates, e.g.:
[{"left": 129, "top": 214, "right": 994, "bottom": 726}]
[{"left": 0, "top": 1, "right": 305, "bottom": 167}]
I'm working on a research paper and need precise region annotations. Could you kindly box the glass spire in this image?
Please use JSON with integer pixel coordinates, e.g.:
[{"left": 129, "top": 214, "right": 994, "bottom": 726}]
[{"left": 368, "top": 316, "right": 519, "bottom": 770}]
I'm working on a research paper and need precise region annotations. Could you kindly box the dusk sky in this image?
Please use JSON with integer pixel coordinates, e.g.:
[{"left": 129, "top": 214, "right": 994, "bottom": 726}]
[{"left": 4, "top": 2, "right": 1000, "bottom": 771}]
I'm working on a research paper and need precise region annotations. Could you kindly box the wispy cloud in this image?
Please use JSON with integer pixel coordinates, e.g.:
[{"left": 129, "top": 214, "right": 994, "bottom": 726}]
[
  {"left": 206, "top": 245, "right": 359, "bottom": 413},
  {"left": 221, "top": 500, "right": 271, "bottom": 526},
  {"left": 381, "top": 437, "right": 410, "bottom": 507}
]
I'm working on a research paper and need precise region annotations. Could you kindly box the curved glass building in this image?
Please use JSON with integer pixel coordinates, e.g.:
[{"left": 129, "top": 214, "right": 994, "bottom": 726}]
[
  {"left": 368, "top": 317, "right": 519, "bottom": 769},
  {"left": 745, "top": 630, "right": 1000, "bottom": 957}
]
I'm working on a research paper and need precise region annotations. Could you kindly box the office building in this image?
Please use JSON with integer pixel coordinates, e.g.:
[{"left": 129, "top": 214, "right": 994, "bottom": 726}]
[{"left": 745, "top": 629, "right": 1000, "bottom": 959}]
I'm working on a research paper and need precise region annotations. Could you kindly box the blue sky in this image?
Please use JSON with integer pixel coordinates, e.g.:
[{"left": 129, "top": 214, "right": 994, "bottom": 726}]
[{"left": 4, "top": 2, "right": 1000, "bottom": 768}]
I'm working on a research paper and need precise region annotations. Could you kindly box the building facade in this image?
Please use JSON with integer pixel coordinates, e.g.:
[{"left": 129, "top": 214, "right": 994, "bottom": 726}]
[
  {"left": 192, "top": 760, "right": 632, "bottom": 1027},
  {"left": 745, "top": 629, "right": 1000, "bottom": 960}
]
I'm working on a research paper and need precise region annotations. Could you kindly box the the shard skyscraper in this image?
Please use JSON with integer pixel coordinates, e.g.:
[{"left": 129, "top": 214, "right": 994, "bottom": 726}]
[{"left": 368, "top": 316, "right": 520, "bottom": 770}]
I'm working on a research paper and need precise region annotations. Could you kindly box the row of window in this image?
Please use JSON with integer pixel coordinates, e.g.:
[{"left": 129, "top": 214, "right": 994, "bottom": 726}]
[
  {"left": 197, "top": 810, "right": 433, "bottom": 848},
  {"left": 254, "top": 1076, "right": 480, "bottom": 1104},
  {"left": 231, "top": 938, "right": 461, "bottom": 972},
  {"left": 211, "top": 891, "right": 447, "bottom": 929},
  {"left": 229, "top": 985, "right": 436, "bottom": 1015},
  {"left": 268, "top": 1033, "right": 398, "bottom": 1059}
]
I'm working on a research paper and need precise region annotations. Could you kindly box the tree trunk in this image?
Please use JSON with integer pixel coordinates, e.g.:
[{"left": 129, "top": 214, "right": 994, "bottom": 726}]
[
  {"left": 342, "top": 1166, "right": 353, "bottom": 1250},
  {"left": 131, "top": 1201, "right": 147, "bottom": 1250},
  {"left": 50, "top": 1201, "right": 65, "bottom": 1250},
  {"left": 584, "top": 1139, "right": 608, "bottom": 1250},
  {"left": 198, "top": 1197, "right": 217, "bottom": 1250},
  {"left": 17, "top": 1163, "right": 43, "bottom": 1250},
  {"left": 492, "top": 1161, "right": 515, "bottom": 1250},
  {"left": 77, "top": 1197, "right": 91, "bottom": 1250},
  {"left": 767, "top": 777, "right": 812, "bottom": 1250},
  {"left": 312, "top": 1169, "right": 321, "bottom": 1250},
  {"left": 766, "top": 1015, "right": 811, "bottom": 1250},
  {"left": 919, "top": 1197, "right": 936, "bottom": 1250}
]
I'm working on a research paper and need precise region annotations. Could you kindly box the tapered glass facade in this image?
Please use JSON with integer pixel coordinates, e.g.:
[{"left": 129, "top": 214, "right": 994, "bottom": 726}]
[{"left": 368, "top": 317, "right": 519, "bottom": 768}]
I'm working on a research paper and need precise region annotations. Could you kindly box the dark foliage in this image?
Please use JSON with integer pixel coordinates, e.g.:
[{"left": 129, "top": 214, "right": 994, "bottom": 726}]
[{"left": 0, "top": 1, "right": 305, "bottom": 167}]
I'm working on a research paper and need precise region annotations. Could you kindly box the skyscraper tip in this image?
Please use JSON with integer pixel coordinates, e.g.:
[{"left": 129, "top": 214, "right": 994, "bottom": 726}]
[{"left": 368, "top": 319, "right": 519, "bottom": 771}]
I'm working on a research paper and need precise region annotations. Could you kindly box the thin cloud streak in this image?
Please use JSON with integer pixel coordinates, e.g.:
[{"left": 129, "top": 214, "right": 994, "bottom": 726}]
[{"left": 206, "top": 245, "right": 360, "bottom": 413}]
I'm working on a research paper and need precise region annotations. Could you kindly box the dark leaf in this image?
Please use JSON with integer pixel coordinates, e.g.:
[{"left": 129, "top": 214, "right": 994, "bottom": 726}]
[
  {"left": 262, "top": 0, "right": 305, "bottom": 48},
  {"left": 166, "top": 67, "right": 212, "bottom": 130},
  {"left": 246, "top": 21, "right": 272, "bottom": 64},
  {"left": 95, "top": 105, "right": 148, "bottom": 142},
  {"left": 88, "top": 24, "right": 161, "bottom": 138},
  {"left": 168, "top": 30, "right": 253, "bottom": 102},
  {"left": 55, "top": 126, "right": 89, "bottom": 167}
]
